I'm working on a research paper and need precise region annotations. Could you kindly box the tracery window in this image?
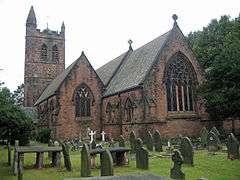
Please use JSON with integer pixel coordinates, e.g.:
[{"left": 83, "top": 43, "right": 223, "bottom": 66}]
[
  {"left": 75, "top": 84, "right": 93, "bottom": 117},
  {"left": 125, "top": 98, "right": 133, "bottom": 122},
  {"left": 40, "top": 44, "right": 48, "bottom": 61},
  {"left": 106, "top": 102, "right": 112, "bottom": 123},
  {"left": 164, "top": 52, "right": 197, "bottom": 112},
  {"left": 52, "top": 45, "right": 59, "bottom": 62}
]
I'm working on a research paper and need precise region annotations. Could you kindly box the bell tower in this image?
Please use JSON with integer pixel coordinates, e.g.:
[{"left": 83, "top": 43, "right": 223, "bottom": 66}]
[{"left": 24, "top": 6, "right": 65, "bottom": 107}]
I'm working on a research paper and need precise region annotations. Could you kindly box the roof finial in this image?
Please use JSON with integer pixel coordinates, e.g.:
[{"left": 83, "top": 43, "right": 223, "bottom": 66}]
[
  {"left": 128, "top": 39, "right": 133, "bottom": 51},
  {"left": 172, "top": 14, "right": 178, "bottom": 25}
]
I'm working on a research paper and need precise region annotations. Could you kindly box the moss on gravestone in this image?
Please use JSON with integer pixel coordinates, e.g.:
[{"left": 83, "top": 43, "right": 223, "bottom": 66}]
[
  {"left": 200, "top": 127, "right": 208, "bottom": 148},
  {"left": 179, "top": 137, "right": 194, "bottom": 166},
  {"left": 61, "top": 143, "right": 72, "bottom": 171},
  {"left": 81, "top": 144, "right": 91, "bottom": 177},
  {"left": 153, "top": 130, "right": 162, "bottom": 152},
  {"left": 146, "top": 131, "right": 153, "bottom": 151}
]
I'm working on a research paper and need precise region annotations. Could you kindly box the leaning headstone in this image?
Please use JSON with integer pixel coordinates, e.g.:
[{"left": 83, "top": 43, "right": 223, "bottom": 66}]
[
  {"left": 200, "top": 127, "right": 208, "bottom": 148},
  {"left": 153, "top": 130, "right": 162, "bottom": 152},
  {"left": 210, "top": 127, "right": 220, "bottom": 137},
  {"left": 7, "top": 141, "right": 11, "bottom": 166},
  {"left": 81, "top": 144, "right": 91, "bottom": 177},
  {"left": 135, "top": 138, "right": 149, "bottom": 169},
  {"left": 91, "top": 139, "right": 97, "bottom": 150},
  {"left": 207, "top": 131, "right": 221, "bottom": 153},
  {"left": 12, "top": 140, "right": 19, "bottom": 175},
  {"left": 146, "top": 131, "right": 153, "bottom": 151},
  {"left": 118, "top": 135, "right": 125, "bottom": 147},
  {"left": 129, "top": 131, "right": 136, "bottom": 153},
  {"left": 61, "top": 143, "right": 72, "bottom": 171},
  {"left": 226, "top": 133, "right": 239, "bottom": 160},
  {"left": 170, "top": 150, "right": 185, "bottom": 180},
  {"left": 100, "top": 149, "right": 114, "bottom": 176},
  {"left": 179, "top": 137, "right": 194, "bottom": 166}
]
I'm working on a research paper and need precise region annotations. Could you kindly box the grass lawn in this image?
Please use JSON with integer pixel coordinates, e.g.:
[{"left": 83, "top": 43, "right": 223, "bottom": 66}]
[{"left": 0, "top": 144, "right": 240, "bottom": 180}]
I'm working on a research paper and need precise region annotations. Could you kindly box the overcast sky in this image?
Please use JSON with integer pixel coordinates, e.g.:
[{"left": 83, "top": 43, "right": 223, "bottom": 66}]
[{"left": 0, "top": 0, "right": 239, "bottom": 91}]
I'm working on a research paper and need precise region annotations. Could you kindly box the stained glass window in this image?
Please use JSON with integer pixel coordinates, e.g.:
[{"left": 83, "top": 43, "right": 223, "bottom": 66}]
[
  {"left": 164, "top": 52, "right": 197, "bottom": 112},
  {"left": 75, "top": 84, "right": 92, "bottom": 117}
]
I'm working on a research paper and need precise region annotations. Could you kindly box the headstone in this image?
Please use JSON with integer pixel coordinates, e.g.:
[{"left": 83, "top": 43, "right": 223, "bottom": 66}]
[
  {"left": 101, "top": 131, "right": 106, "bottom": 142},
  {"left": 153, "top": 130, "right": 162, "bottom": 152},
  {"left": 207, "top": 131, "right": 221, "bottom": 153},
  {"left": 118, "top": 135, "right": 125, "bottom": 147},
  {"left": 100, "top": 149, "right": 114, "bottom": 176},
  {"left": 62, "top": 143, "right": 72, "bottom": 171},
  {"left": 91, "top": 139, "right": 97, "bottom": 150},
  {"left": 129, "top": 131, "right": 136, "bottom": 153},
  {"left": 17, "top": 155, "right": 23, "bottom": 180},
  {"left": 226, "top": 133, "right": 239, "bottom": 160},
  {"left": 135, "top": 138, "right": 148, "bottom": 169},
  {"left": 81, "top": 144, "right": 91, "bottom": 177},
  {"left": 179, "top": 137, "right": 194, "bottom": 166},
  {"left": 89, "top": 130, "right": 96, "bottom": 144},
  {"left": 12, "top": 140, "right": 19, "bottom": 175},
  {"left": 7, "top": 141, "right": 11, "bottom": 166},
  {"left": 170, "top": 150, "right": 185, "bottom": 180},
  {"left": 200, "top": 127, "right": 208, "bottom": 147},
  {"left": 146, "top": 131, "right": 153, "bottom": 151},
  {"left": 48, "top": 139, "right": 54, "bottom": 159},
  {"left": 210, "top": 127, "right": 220, "bottom": 137}
]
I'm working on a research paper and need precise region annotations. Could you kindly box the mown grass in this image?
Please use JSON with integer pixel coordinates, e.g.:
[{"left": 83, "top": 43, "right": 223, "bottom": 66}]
[{"left": 0, "top": 144, "right": 240, "bottom": 180}]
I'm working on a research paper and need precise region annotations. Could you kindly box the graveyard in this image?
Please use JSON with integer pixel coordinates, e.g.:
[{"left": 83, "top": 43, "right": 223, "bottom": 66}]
[{"left": 1, "top": 128, "right": 240, "bottom": 180}]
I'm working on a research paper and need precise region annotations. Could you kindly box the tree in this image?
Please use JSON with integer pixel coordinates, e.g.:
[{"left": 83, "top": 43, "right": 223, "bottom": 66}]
[
  {"left": 0, "top": 86, "right": 32, "bottom": 145},
  {"left": 187, "top": 15, "right": 240, "bottom": 132},
  {"left": 12, "top": 83, "right": 24, "bottom": 106}
]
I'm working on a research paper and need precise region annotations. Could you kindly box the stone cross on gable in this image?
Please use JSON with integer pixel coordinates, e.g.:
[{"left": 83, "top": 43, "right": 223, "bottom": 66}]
[
  {"left": 89, "top": 130, "right": 96, "bottom": 143},
  {"left": 101, "top": 131, "right": 106, "bottom": 142}
]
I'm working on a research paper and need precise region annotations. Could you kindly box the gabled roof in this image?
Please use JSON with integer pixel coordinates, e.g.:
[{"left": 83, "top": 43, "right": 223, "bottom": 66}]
[
  {"left": 101, "top": 30, "right": 171, "bottom": 97},
  {"left": 34, "top": 53, "right": 82, "bottom": 106}
]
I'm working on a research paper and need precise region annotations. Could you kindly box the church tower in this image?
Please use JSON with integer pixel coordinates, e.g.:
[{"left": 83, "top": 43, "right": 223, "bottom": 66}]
[{"left": 24, "top": 6, "right": 65, "bottom": 107}]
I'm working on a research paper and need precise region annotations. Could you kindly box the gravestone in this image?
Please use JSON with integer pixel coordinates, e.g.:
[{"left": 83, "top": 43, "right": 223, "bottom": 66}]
[
  {"left": 100, "top": 149, "right": 114, "bottom": 176},
  {"left": 170, "top": 150, "right": 185, "bottom": 180},
  {"left": 12, "top": 140, "right": 19, "bottom": 175},
  {"left": 7, "top": 141, "right": 11, "bottom": 166},
  {"left": 62, "top": 143, "right": 72, "bottom": 171},
  {"left": 118, "top": 135, "right": 125, "bottom": 147},
  {"left": 135, "top": 138, "right": 149, "bottom": 169},
  {"left": 207, "top": 131, "right": 221, "bottom": 153},
  {"left": 17, "top": 154, "right": 23, "bottom": 180},
  {"left": 48, "top": 139, "right": 54, "bottom": 159},
  {"left": 146, "top": 131, "right": 153, "bottom": 151},
  {"left": 129, "top": 131, "right": 136, "bottom": 153},
  {"left": 91, "top": 139, "right": 97, "bottom": 150},
  {"left": 153, "top": 130, "right": 162, "bottom": 152},
  {"left": 200, "top": 127, "right": 208, "bottom": 147},
  {"left": 226, "top": 133, "right": 239, "bottom": 160},
  {"left": 210, "top": 127, "right": 220, "bottom": 137},
  {"left": 179, "top": 137, "right": 194, "bottom": 166},
  {"left": 81, "top": 144, "right": 91, "bottom": 177}
]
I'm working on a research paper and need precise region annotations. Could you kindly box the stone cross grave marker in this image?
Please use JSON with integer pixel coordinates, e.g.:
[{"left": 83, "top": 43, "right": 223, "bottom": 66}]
[
  {"left": 226, "top": 133, "right": 239, "bottom": 160},
  {"left": 179, "top": 137, "right": 194, "bottom": 166},
  {"left": 207, "top": 131, "right": 221, "bottom": 153},
  {"left": 135, "top": 138, "right": 149, "bottom": 169},
  {"left": 89, "top": 130, "right": 96, "bottom": 144},
  {"left": 153, "top": 130, "right": 162, "bottom": 152},
  {"left": 100, "top": 149, "right": 114, "bottom": 176},
  {"left": 146, "top": 131, "right": 154, "bottom": 151},
  {"left": 101, "top": 131, "right": 106, "bottom": 142},
  {"left": 170, "top": 150, "right": 185, "bottom": 180},
  {"left": 81, "top": 143, "right": 91, "bottom": 177},
  {"left": 200, "top": 127, "right": 208, "bottom": 148}
]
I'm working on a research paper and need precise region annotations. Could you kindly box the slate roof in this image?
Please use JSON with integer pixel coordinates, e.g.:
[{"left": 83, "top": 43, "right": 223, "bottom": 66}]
[
  {"left": 101, "top": 30, "right": 171, "bottom": 96},
  {"left": 34, "top": 58, "right": 79, "bottom": 105}
]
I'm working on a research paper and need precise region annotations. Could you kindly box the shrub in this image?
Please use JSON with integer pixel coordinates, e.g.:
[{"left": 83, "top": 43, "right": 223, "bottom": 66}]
[{"left": 36, "top": 128, "right": 51, "bottom": 143}]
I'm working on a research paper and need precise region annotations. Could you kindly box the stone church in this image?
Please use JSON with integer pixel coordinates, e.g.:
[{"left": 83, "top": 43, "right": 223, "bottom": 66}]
[{"left": 24, "top": 6, "right": 210, "bottom": 140}]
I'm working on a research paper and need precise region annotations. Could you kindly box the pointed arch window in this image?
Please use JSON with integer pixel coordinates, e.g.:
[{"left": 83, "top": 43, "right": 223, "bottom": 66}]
[
  {"left": 52, "top": 45, "right": 59, "bottom": 62},
  {"left": 40, "top": 44, "right": 48, "bottom": 61},
  {"left": 164, "top": 52, "right": 197, "bottom": 112},
  {"left": 125, "top": 98, "right": 133, "bottom": 122},
  {"left": 75, "top": 84, "right": 93, "bottom": 117}
]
